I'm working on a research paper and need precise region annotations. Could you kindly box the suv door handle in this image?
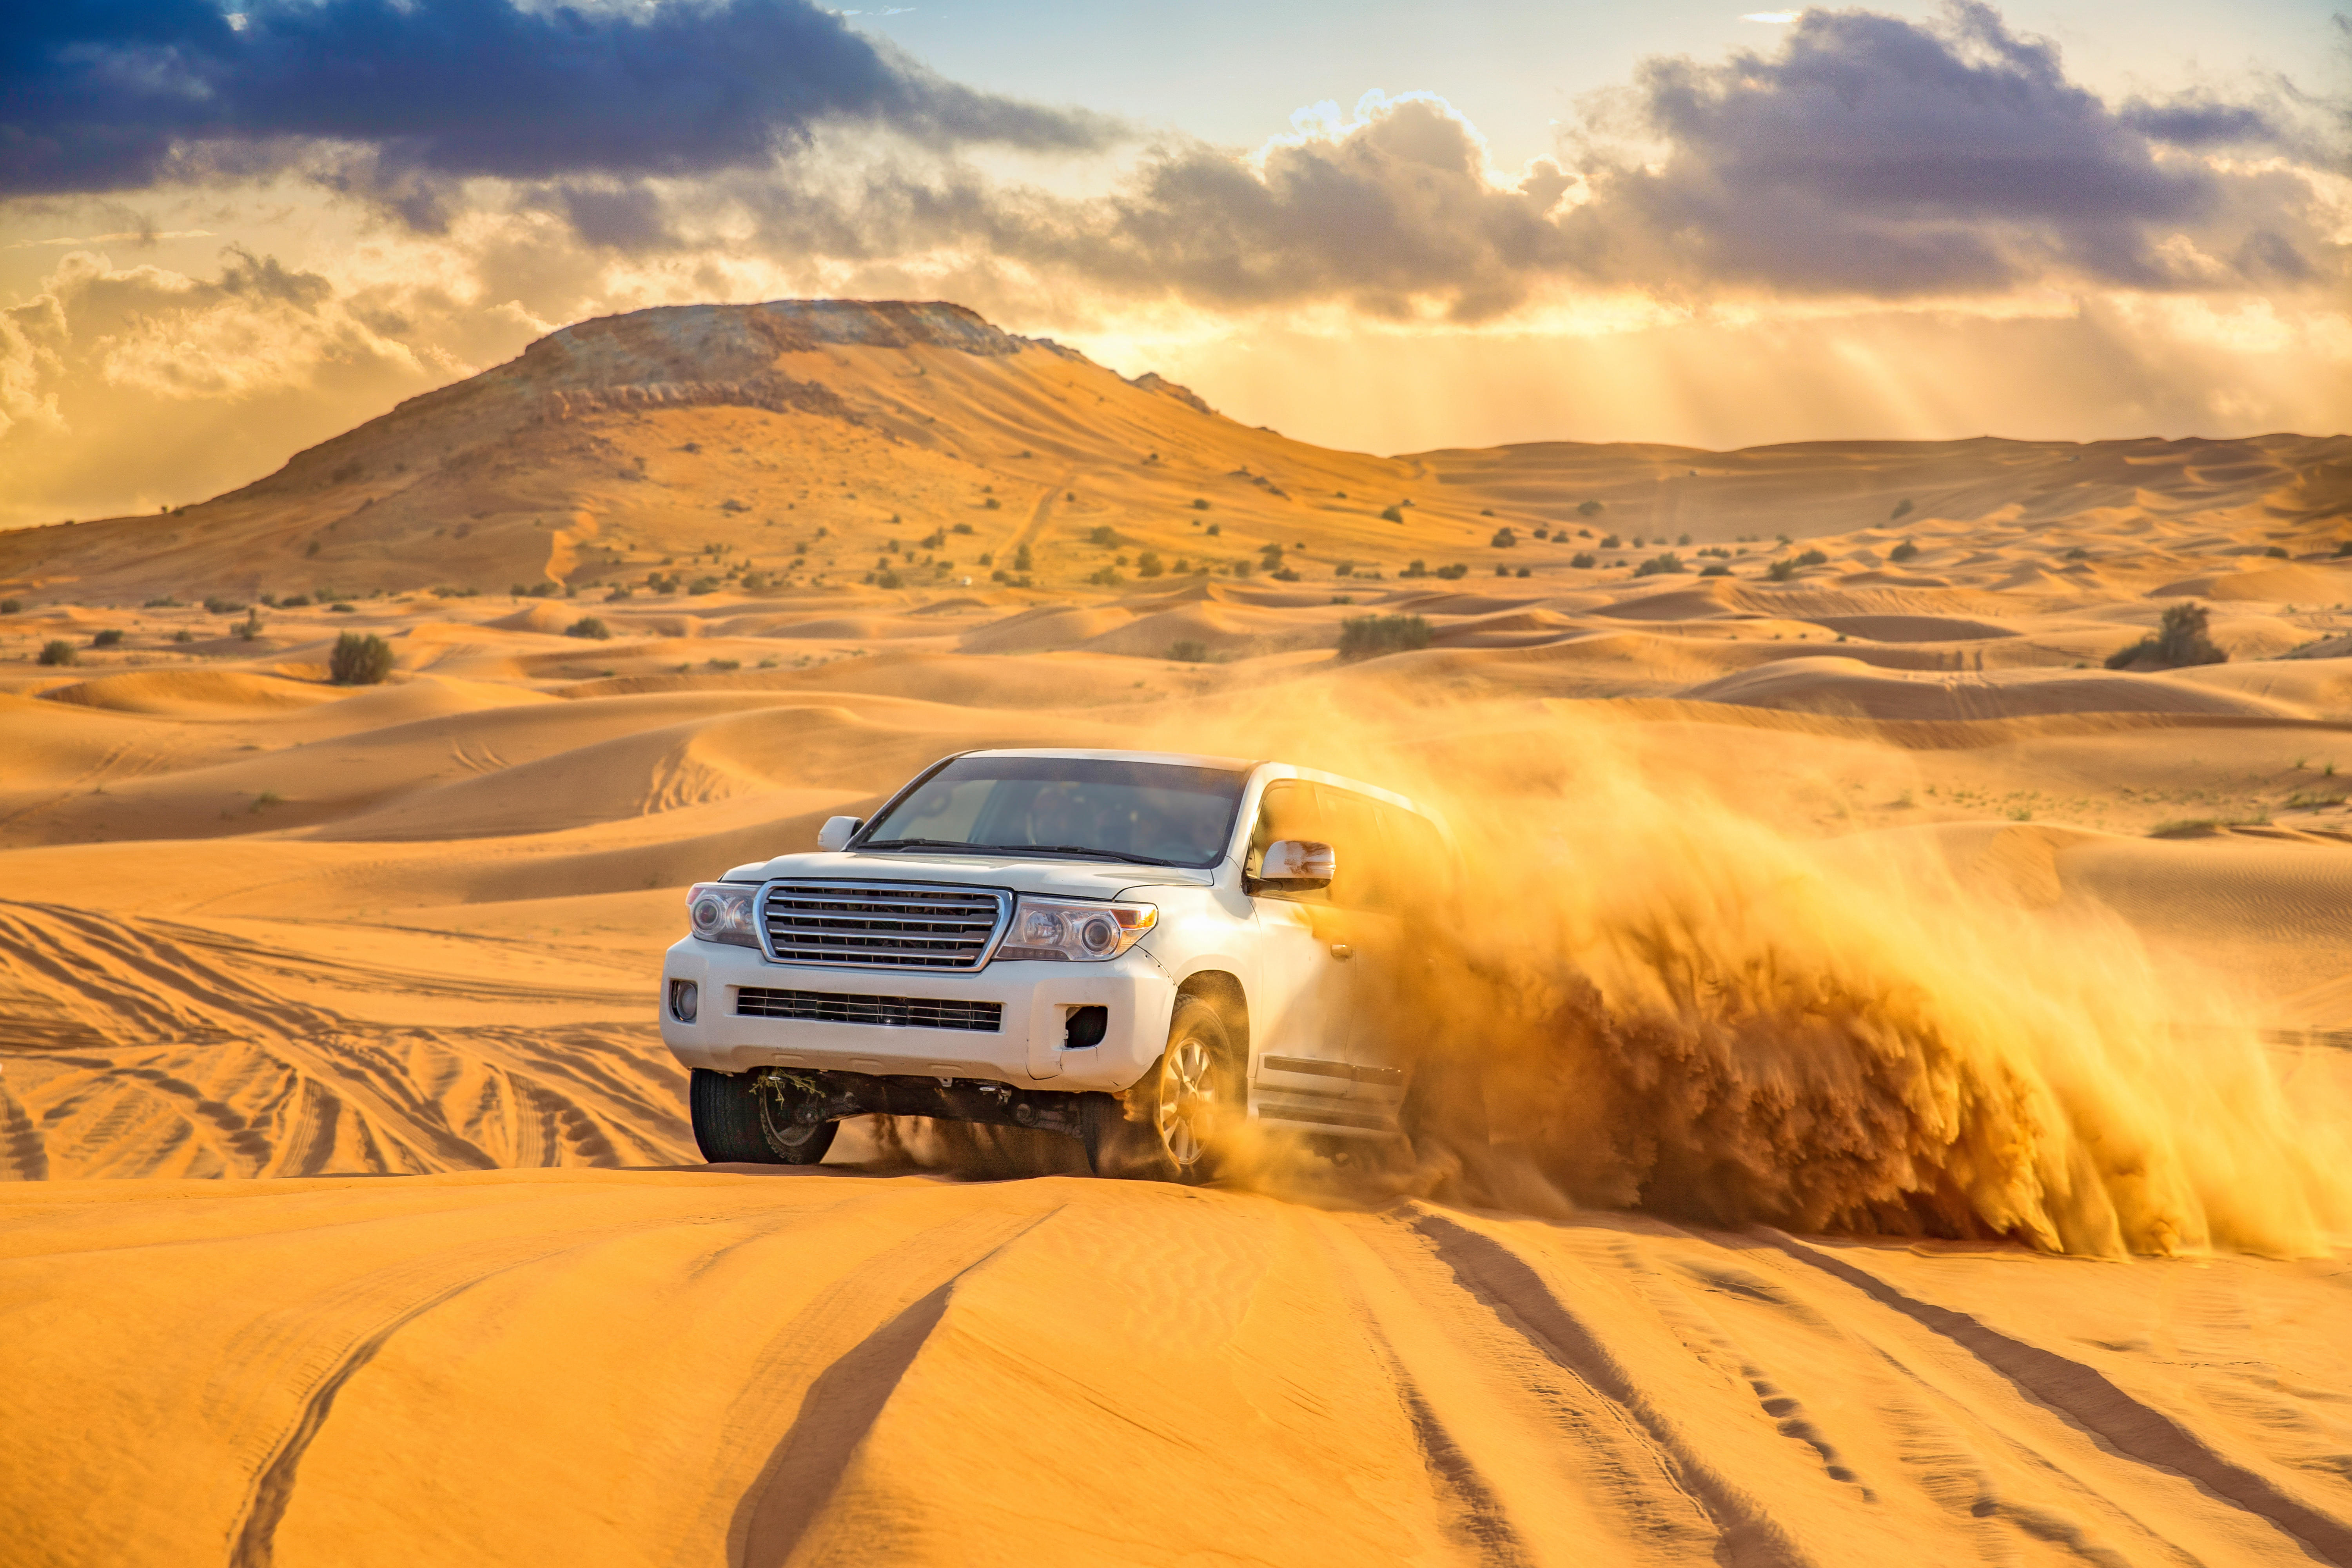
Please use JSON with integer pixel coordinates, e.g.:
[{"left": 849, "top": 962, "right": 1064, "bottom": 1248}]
[{"left": 1329, "top": 943, "right": 1353, "bottom": 960}]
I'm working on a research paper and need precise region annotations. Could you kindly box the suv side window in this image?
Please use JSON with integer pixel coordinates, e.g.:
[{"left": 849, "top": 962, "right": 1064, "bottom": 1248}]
[{"left": 1245, "top": 779, "right": 1327, "bottom": 902}]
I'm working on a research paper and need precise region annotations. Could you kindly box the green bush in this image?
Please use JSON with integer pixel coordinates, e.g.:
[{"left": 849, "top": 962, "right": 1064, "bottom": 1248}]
[
  {"left": 1599, "top": 534, "right": 1621, "bottom": 549},
  {"left": 1793, "top": 548, "right": 1829, "bottom": 568},
  {"left": 202, "top": 595, "right": 245, "bottom": 614},
  {"left": 566, "top": 616, "right": 610, "bottom": 640},
  {"left": 1570, "top": 552, "right": 1597, "bottom": 569},
  {"left": 235, "top": 609, "right": 263, "bottom": 640},
  {"left": 1890, "top": 499, "right": 1914, "bottom": 521},
  {"left": 1889, "top": 541, "right": 1919, "bottom": 562},
  {"left": 1087, "top": 566, "right": 1123, "bottom": 586},
  {"left": 1490, "top": 527, "right": 1516, "bottom": 548},
  {"left": 1014, "top": 544, "right": 1034, "bottom": 572},
  {"left": 2105, "top": 601, "right": 2227, "bottom": 670},
  {"left": 1089, "top": 525, "right": 1119, "bottom": 547},
  {"left": 1433, "top": 563, "right": 1468, "bottom": 580},
  {"left": 1191, "top": 498, "right": 1210, "bottom": 511},
  {"left": 37, "top": 639, "right": 76, "bottom": 666},
  {"left": 90, "top": 628, "right": 124, "bottom": 646},
  {"left": 1380, "top": 505, "right": 1404, "bottom": 523},
  {"left": 329, "top": 632, "right": 395, "bottom": 685},
  {"left": 1577, "top": 499, "right": 1604, "bottom": 517},
  {"left": 688, "top": 577, "right": 720, "bottom": 595},
  {"left": 1634, "top": 553, "right": 1685, "bottom": 577},
  {"left": 0, "top": 598, "right": 20, "bottom": 614},
  {"left": 1337, "top": 614, "right": 1432, "bottom": 661},
  {"left": 1700, "top": 563, "right": 1731, "bottom": 577},
  {"left": 172, "top": 628, "right": 194, "bottom": 643},
  {"left": 1767, "top": 559, "right": 1798, "bottom": 582}
]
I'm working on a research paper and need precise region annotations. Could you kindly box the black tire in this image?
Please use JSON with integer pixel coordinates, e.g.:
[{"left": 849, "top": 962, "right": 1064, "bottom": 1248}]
[
  {"left": 690, "top": 1068, "right": 838, "bottom": 1165},
  {"left": 1082, "top": 996, "right": 1242, "bottom": 1184}
]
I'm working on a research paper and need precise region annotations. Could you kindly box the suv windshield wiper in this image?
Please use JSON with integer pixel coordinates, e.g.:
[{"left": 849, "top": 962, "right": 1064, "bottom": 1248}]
[
  {"left": 858, "top": 838, "right": 1184, "bottom": 867},
  {"left": 1005, "top": 844, "right": 1183, "bottom": 866}
]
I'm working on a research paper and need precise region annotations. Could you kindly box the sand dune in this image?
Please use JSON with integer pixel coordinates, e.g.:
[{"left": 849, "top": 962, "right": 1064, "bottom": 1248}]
[{"left": 2, "top": 298, "right": 2349, "bottom": 1564}]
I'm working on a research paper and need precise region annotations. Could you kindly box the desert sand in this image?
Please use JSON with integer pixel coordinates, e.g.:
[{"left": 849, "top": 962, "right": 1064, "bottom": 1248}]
[{"left": 3, "top": 300, "right": 2351, "bottom": 1565}]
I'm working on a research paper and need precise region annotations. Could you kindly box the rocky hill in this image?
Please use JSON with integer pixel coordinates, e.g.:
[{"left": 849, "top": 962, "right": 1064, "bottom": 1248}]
[{"left": 0, "top": 298, "right": 2344, "bottom": 609}]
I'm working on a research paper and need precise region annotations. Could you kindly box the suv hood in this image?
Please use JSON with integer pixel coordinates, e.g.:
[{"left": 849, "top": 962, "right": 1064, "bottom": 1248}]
[{"left": 725, "top": 850, "right": 1220, "bottom": 900}]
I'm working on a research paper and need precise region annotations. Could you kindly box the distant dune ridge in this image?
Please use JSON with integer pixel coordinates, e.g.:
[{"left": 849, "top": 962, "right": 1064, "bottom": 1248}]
[{"left": 4, "top": 299, "right": 2352, "bottom": 1566}]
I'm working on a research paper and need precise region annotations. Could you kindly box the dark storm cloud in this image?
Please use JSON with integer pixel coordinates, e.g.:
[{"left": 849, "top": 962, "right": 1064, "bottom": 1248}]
[
  {"left": 808, "top": 2, "right": 2334, "bottom": 316},
  {"left": 0, "top": 0, "right": 1112, "bottom": 207}
]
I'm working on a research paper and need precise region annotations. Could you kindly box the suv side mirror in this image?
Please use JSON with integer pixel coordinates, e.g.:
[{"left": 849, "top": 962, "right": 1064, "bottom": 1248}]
[
  {"left": 816, "top": 815, "right": 863, "bottom": 851},
  {"left": 1256, "top": 838, "right": 1334, "bottom": 892}
]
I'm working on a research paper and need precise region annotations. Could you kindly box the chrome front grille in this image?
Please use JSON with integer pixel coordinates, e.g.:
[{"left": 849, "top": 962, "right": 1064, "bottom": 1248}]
[
  {"left": 735, "top": 987, "right": 1004, "bottom": 1033},
  {"left": 760, "top": 880, "right": 1010, "bottom": 971}
]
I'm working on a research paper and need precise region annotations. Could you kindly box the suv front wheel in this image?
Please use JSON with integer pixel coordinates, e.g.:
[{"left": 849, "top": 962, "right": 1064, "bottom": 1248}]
[
  {"left": 690, "top": 1068, "right": 838, "bottom": 1165},
  {"left": 1082, "top": 996, "right": 1241, "bottom": 1183}
]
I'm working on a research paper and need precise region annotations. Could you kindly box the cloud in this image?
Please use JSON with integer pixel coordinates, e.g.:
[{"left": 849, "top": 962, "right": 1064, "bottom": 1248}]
[
  {"left": 0, "top": 0, "right": 1113, "bottom": 216},
  {"left": 784, "top": 3, "right": 2340, "bottom": 316}
]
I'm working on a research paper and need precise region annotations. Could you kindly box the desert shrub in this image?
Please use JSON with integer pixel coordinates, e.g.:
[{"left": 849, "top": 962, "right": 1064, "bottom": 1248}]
[
  {"left": 1401, "top": 559, "right": 1428, "bottom": 578},
  {"left": 172, "top": 629, "right": 194, "bottom": 643},
  {"left": 706, "top": 657, "right": 740, "bottom": 671},
  {"left": 235, "top": 610, "right": 263, "bottom": 640},
  {"left": 1495, "top": 564, "right": 1510, "bottom": 576},
  {"left": 2336, "top": 541, "right": 2352, "bottom": 558},
  {"left": 1338, "top": 614, "right": 1432, "bottom": 661},
  {"left": 329, "top": 632, "right": 395, "bottom": 685},
  {"left": 202, "top": 595, "right": 245, "bottom": 614},
  {"left": 90, "top": 628, "right": 124, "bottom": 646},
  {"left": 1271, "top": 568, "right": 1300, "bottom": 582},
  {"left": 1793, "top": 548, "right": 1829, "bottom": 568},
  {"left": 920, "top": 529, "right": 947, "bottom": 550},
  {"left": 982, "top": 497, "right": 1001, "bottom": 510},
  {"left": 1577, "top": 499, "right": 1604, "bottom": 517},
  {"left": 952, "top": 522, "right": 974, "bottom": 535},
  {"left": 1516, "top": 566, "right": 1532, "bottom": 578},
  {"left": 688, "top": 577, "right": 720, "bottom": 595},
  {"left": 1677, "top": 533, "right": 1692, "bottom": 546},
  {"left": 1088, "top": 566, "right": 1124, "bottom": 586},
  {"left": 1570, "top": 552, "right": 1597, "bottom": 569},
  {"left": 1168, "top": 640, "right": 1209, "bottom": 662},
  {"left": 1203, "top": 523, "right": 1221, "bottom": 537},
  {"left": 2105, "top": 601, "right": 2227, "bottom": 670},
  {"left": 1380, "top": 505, "right": 1404, "bottom": 523},
  {"left": 0, "top": 599, "right": 19, "bottom": 614},
  {"left": 143, "top": 595, "right": 181, "bottom": 608},
  {"left": 1599, "top": 534, "right": 1621, "bottom": 549},
  {"left": 1889, "top": 541, "right": 1920, "bottom": 562},
  {"left": 1434, "top": 563, "right": 1468, "bottom": 580},
  {"left": 330, "top": 602, "right": 356, "bottom": 613},
  {"left": 566, "top": 616, "right": 610, "bottom": 640},
  {"left": 1634, "top": 553, "right": 1685, "bottom": 577},
  {"left": 1890, "top": 498, "right": 1914, "bottom": 521},
  {"left": 874, "top": 570, "right": 904, "bottom": 590},
  {"left": 1766, "top": 559, "right": 1798, "bottom": 582},
  {"left": 1700, "top": 564, "right": 1731, "bottom": 577},
  {"left": 37, "top": 639, "right": 76, "bottom": 666},
  {"left": 1335, "top": 561, "right": 1355, "bottom": 577},
  {"left": 2263, "top": 545, "right": 2288, "bottom": 559},
  {"left": 1014, "top": 544, "right": 1034, "bottom": 572},
  {"left": 1191, "top": 498, "right": 1210, "bottom": 511},
  {"left": 280, "top": 594, "right": 312, "bottom": 608},
  {"left": 1491, "top": 527, "right": 1516, "bottom": 548},
  {"left": 305, "top": 539, "right": 321, "bottom": 557}
]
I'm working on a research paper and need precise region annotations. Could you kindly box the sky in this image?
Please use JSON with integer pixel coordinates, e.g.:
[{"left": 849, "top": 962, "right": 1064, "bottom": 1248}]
[{"left": 1, "top": 0, "right": 2347, "bottom": 528}]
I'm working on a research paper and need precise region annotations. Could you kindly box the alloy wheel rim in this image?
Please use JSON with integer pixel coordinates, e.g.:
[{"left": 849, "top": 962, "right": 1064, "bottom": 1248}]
[{"left": 1155, "top": 1035, "right": 1215, "bottom": 1167}]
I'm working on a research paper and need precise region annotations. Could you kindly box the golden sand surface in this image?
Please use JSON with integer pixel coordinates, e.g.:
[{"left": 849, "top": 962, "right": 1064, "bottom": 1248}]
[{"left": 2, "top": 301, "right": 2350, "bottom": 1564}]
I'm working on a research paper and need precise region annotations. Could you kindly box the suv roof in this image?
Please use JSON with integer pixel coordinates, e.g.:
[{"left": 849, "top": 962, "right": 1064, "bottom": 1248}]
[{"left": 962, "top": 746, "right": 1257, "bottom": 771}]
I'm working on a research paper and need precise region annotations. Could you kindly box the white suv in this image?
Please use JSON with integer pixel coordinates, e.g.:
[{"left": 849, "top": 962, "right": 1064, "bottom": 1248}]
[{"left": 660, "top": 748, "right": 1450, "bottom": 1181}]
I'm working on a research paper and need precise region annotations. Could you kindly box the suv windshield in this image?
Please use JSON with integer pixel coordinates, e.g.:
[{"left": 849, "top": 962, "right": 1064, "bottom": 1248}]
[{"left": 860, "top": 756, "right": 1249, "bottom": 868}]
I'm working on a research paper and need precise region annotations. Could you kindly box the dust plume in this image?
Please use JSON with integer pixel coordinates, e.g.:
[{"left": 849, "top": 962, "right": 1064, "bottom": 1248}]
[{"left": 1189, "top": 695, "right": 2350, "bottom": 1257}]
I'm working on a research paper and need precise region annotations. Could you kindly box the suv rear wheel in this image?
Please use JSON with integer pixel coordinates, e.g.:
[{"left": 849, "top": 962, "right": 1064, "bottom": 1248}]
[
  {"left": 1083, "top": 996, "right": 1241, "bottom": 1184},
  {"left": 690, "top": 1068, "right": 838, "bottom": 1165}
]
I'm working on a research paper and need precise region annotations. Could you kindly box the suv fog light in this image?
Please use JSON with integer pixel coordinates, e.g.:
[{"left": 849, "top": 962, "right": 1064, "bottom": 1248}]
[
  {"left": 669, "top": 979, "right": 699, "bottom": 1023},
  {"left": 1064, "top": 1005, "right": 1108, "bottom": 1049}
]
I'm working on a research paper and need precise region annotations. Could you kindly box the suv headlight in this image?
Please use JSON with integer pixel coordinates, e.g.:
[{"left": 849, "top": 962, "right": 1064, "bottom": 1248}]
[
  {"left": 998, "top": 897, "right": 1156, "bottom": 962},
  {"left": 686, "top": 883, "right": 760, "bottom": 947}
]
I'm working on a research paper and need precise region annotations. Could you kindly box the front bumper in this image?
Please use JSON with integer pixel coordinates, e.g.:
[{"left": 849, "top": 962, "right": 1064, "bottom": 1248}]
[{"left": 659, "top": 937, "right": 1176, "bottom": 1092}]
